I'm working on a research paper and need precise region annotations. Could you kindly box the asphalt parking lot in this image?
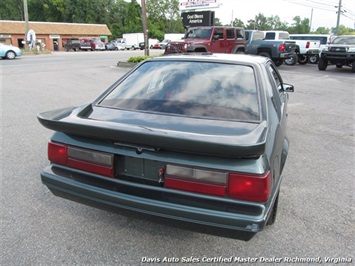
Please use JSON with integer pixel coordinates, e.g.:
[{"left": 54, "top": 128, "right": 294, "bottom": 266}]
[{"left": 1, "top": 51, "right": 354, "bottom": 265}]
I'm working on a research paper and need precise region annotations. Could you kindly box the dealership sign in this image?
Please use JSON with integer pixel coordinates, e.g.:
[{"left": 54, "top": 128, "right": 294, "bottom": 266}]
[
  {"left": 181, "top": 11, "right": 215, "bottom": 27},
  {"left": 179, "top": 0, "right": 221, "bottom": 11}
]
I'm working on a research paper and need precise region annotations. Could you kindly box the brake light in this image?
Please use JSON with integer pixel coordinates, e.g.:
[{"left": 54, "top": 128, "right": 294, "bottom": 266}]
[
  {"left": 164, "top": 164, "right": 271, "bottom": 202},
  {"left": 279, "top": 44, "right": 285, "bottom": 52},
  {"left": 306, "top": 41, "right": 310, "bottom": 49},
  {"left": 48, "top": 142, "right": 67, "bottom": 165},
  {"left": 48, "top": 142, "right": 114, "bottom": 177},
  {"left": 228, "top": 171, "right": 271, "bottom": 202}
]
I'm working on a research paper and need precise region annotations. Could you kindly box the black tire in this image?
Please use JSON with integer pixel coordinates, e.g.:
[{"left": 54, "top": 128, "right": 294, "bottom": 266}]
[
  {"left": 258, "top": 52, "right": 271, "bottom": 58},
  {"left": 352, "top": 63, "right": 355, "bottom": 73},
  {"left": 284, "top": 54, "right": 297, "bottom": 66},
  {"left": 308, "top": 54, "right": 319, "bottom": 64},
  {"left": 273, "top": 59, "right": 283, "bottom": 67},
  {"left": 266, "top": 193, "right": 279, "bottom": 225},
  {"left": 6, "top": 51, "right": 16, "bottom": 59},
  {"left": 318, "top": 57, "right": 328, "bottom": 70},
  {"left": 336, "top": 64, "right": 343, "bottom": 68},
  {"left": 297, "top": 55, "right": 308, "bottom": 65}
]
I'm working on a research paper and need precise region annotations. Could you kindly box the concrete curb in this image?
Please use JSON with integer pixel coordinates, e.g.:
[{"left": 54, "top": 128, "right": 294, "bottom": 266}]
[{"left": 117, "top": 61, "right": 137, "bottom": 68}]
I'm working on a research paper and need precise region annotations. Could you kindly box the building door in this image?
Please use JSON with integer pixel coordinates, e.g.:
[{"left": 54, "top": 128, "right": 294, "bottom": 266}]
[
  {"left": 53, "top": 39, "right": 59, "bottom": 51},
  {"left": 18, "top": 38, "right": 24, "bottom": 49}
]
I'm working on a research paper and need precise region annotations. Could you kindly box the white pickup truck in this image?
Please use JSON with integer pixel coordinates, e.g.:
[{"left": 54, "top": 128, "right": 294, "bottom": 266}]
[{"left": 263, "top": 31, "right": 320, "bottom": 65}]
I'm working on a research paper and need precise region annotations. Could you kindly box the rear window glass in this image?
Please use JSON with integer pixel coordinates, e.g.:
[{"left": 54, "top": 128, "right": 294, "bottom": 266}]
[{"left": 99, "top": 61, "right": 260, "bottom": 121}]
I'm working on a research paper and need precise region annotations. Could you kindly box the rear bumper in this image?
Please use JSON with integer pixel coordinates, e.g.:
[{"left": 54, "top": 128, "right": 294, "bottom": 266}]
[
  {"left": 41, "top": 165, "right": 275, "bottom": 235},
  {"left": 279, "top": 52, "right": 293, "bottom": 59},
  {"left": 305, "top": 49, "right": 319, "bottom": 55}
]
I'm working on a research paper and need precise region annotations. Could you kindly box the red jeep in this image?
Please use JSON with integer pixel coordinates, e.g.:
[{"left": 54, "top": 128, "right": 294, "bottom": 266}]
[{"left": 165, "top": 26, "right": 246, "bottom": 54}]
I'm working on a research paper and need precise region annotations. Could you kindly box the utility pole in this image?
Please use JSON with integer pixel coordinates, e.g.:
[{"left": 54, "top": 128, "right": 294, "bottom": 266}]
[
  {"left": 336, "top": 0, "right": 342, "bottom": 34},
  {"left": 309, "top": 8, "right": 313, "bottom": 33},
  {"left": 23, "top": 0, "right": 29, "bottom": 49},
  {"left": 141, "top": 0, "right": 149, "bottom": 56}
]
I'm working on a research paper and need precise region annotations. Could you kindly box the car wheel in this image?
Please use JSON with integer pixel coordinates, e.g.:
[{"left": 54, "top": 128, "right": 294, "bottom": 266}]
[
  {"left": 336, "top": 64, "right": 343, "bottom": 68},
  {"left": 273, "top": 59, "right": 283, "bottom": 67},
  {"left": 6, "top": 51, "right": 16, "bottom": 59},
  {"left": 284, "top": 54, "right": 297, "bottom": 66},
  {"left": 318, "top": 57, "right": 328, "bottom": 70},
  {"left": 352, "top": 63, "right": 355, "bottom": 73},
  {"left": 266, "top": 192, "right": 279, "bottom": 226},
  {"left": 258, "top": 52, "right": 271, "bottom": 58},
  {"left": 297, "top": 55, "right": 308, "bottom": 65},
  {"left": 308, "top": 54, "right": 319, "bottom": 64}
]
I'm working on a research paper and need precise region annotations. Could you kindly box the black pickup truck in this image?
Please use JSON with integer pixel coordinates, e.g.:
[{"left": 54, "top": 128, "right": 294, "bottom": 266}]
[
  {"left": 318, "top": 35, "right": 355, "bottom": 72},
  {"left": 245, "top": 30, "right": 298, "bottom": 66}
]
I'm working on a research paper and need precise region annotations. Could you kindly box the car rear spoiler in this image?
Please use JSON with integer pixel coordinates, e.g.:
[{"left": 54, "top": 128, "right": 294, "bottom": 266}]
[{"left": 37, "top": 104, "right": 268, "bottom": 158}]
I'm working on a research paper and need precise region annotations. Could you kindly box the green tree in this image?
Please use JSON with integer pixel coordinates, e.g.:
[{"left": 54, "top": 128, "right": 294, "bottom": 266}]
[
  {"left": 146, "top": 0, "right": 184, "bottom": 37},
  {"left": 313, "top": 27, "right": 330, "bottom": 34},
  {"left": 232, "top": 18, "right": 245, "bottom": 28},
  {"left": 124, "top": 0, "right": 143, "bottom": 33},
  {"left": 266, "top": 15, "right": 288, "bottom": 30},
  {"left": 0, "top": 0, "right": 24, "bottom": 20},
  {"left": 288, "top": 16, "right": 310, "bottom": 34},
  {"left": 254, "top": 13, "right": 269, "bottom": 30},
  {"left": 246, "top": 19, "right": 256, "bottom": 30},
  {"left": 214, "top": 17, "right": 223, "bottom": 26}
]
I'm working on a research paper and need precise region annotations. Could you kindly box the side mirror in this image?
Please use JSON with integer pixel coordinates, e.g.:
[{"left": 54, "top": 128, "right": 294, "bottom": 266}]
[
  {"left": 283, "top": 83, "right": 294, "bottom": 92},
  {"left": 213, "top": 35, "right": 220, "bottom": 40}
]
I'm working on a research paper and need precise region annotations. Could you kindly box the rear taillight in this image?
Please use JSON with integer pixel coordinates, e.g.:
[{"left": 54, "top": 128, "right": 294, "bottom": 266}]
[
  {"left": 164, "top": 164, "right": 271, "bottom": 202},
  {"left": 306, "top": 41, "right": 310, "bottom": 49},
  {"left": 48, "top": 142, "right": 114, "bottom": 178},
  {"left": 48, "top": 142, "right": 68, "bottom": 165},
  {"left": 279, "top": 44, "right": 285, "bottom": 52},
  {"left": 228, "top": 171, "right": 271, "bottom": 202}
]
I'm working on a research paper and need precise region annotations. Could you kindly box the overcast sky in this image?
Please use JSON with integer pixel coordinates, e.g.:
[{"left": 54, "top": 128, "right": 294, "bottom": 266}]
[{"left": 213, "top": 0, "right": 355, "bottom": 30}]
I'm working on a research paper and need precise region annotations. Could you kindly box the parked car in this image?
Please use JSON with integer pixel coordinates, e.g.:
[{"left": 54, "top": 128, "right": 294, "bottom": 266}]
[
  {"left": 245, "top": 30, "right": 298, "bottom": 67},
  {"left": 139, "top": 38, "right": 160, "bottom": 50},
  {"left": 115, "top": 39, "right": 126, "bottom": 50},
  {"left": 166, "top": 26, "right": 246, "bottom": 54},
  {"left": 37, "top": 54, "right": 294, "bottom": 241},
  {"left": 0, "top": 43, "right": 22, "bottom": 59},
  {"left": 139, "top": 41, "right": 145, "bottom": 50},
  {"left": 290, "top": 34, "right": 333, "bottom": 64},
  {"left": 79, "top": 39, "right": 92, "bottom": 51},
  {"left": 105, "top": 41, "right": 118, "bottom": 51},
  {"left": 64, "top": 38, "right": 81, "bottom": 51},
  {"left": 318, "top": 35, "right": 355, "bottom": 72},
  {"left": 153, "top": 39, "right": 170, "bottom": 49},
  {"left": 90, "top": 40, "right": 105, "bottom": 51}
]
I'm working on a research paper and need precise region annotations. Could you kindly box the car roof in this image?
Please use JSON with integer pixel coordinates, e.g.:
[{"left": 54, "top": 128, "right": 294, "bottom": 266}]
[{"left": 148, "top": 53, "right": 269, "bottom": 66}]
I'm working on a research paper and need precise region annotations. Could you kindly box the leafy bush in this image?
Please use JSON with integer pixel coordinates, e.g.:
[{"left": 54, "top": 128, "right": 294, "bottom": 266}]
[{"left": 127, "top": 56, "right": 153, "bottom": 63}]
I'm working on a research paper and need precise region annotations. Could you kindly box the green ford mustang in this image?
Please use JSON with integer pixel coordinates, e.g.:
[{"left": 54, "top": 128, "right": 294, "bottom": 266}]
[{"left": 37, "top": 53, "right": 294, "bottom": 241}]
